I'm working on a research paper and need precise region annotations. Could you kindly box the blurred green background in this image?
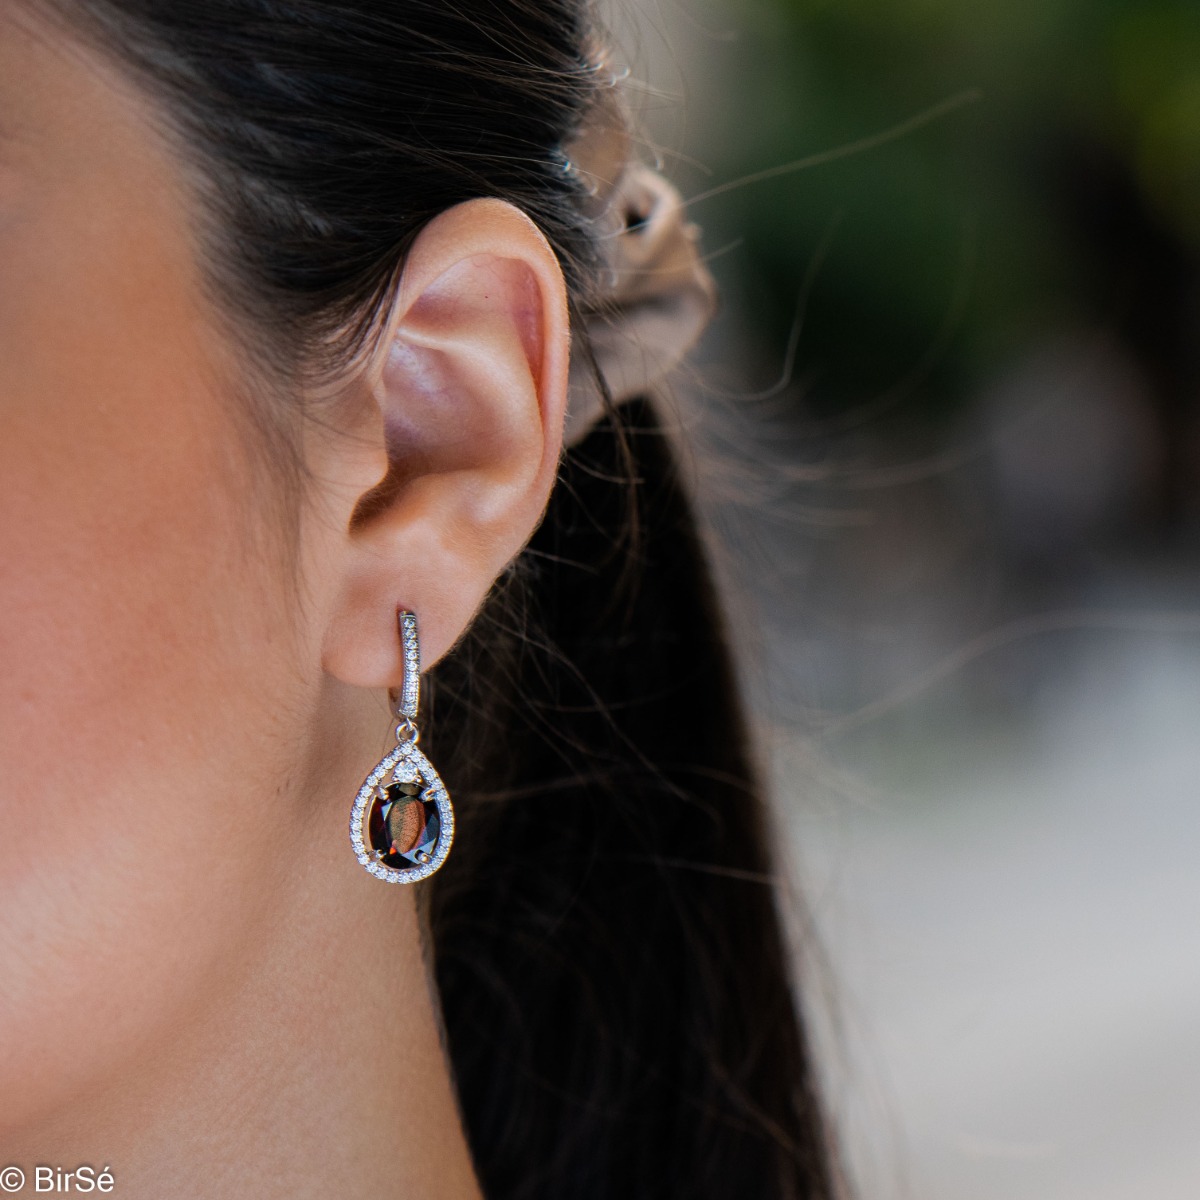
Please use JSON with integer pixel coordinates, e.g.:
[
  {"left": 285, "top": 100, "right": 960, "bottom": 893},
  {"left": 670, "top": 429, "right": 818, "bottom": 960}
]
[
  {"left": 608, "top": 0, "right": 1200, "bottom": 710},
  {"left": 671, "top": 0, "right": 1200, "bottom": 499},
  {"left": 607, "top": 2, "right": 1200, "bottom": 1197}
]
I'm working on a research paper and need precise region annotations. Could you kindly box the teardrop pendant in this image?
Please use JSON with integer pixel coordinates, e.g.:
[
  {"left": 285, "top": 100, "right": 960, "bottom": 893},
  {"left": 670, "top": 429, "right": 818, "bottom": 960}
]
[
  {"left": 350, "top": 740, "right": 454, "bottom": 883},
  {"left": 348, "top": 611, "right": 454, "bottom": 884}
]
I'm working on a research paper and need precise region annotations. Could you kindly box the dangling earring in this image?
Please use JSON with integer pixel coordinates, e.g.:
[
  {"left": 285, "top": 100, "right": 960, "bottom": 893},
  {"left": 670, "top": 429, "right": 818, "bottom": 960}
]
[{"left": 349, "top": 610, "right": 454, "bottom": 883}]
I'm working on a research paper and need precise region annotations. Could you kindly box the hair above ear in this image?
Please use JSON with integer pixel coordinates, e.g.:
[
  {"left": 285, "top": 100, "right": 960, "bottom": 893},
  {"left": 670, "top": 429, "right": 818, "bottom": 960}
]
[{"left": 316, "top": 198, "right": 572, "bottom": 692}]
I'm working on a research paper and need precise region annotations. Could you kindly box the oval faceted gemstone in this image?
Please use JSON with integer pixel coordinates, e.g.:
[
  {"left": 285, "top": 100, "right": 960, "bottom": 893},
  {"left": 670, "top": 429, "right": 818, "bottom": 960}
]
[{"left": 368, "top": 778, "right": 441, "bottom": 868}]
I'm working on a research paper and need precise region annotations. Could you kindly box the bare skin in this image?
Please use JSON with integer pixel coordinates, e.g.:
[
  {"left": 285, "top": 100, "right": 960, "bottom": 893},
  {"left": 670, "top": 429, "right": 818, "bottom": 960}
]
[{"left": 0, "top": 8, "right": 569, "bottom": 1197}]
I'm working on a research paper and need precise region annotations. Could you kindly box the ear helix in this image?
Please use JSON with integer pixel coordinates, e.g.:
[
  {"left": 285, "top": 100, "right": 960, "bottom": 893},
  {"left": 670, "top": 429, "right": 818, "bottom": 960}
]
[{"left": 348, "top": 611, "right": 455, "bottom": 884}]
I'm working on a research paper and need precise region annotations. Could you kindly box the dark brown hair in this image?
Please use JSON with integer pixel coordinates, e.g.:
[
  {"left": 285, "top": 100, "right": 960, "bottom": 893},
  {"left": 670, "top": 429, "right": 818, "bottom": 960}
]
[{"left": 45, "top": 2, "right": 841, "bottom": 1195}]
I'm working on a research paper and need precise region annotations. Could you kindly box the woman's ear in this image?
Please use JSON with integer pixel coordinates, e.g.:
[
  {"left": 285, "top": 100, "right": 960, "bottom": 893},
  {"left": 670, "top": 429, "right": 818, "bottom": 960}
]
[{"left": 317, "top": 197, "right": 570, "bottom": 688}]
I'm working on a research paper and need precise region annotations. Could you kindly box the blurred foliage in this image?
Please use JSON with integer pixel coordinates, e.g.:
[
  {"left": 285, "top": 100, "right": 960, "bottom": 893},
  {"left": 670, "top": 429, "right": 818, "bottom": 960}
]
[{"left": 688, "top": 0, "right": 1200, "bottom": 425}]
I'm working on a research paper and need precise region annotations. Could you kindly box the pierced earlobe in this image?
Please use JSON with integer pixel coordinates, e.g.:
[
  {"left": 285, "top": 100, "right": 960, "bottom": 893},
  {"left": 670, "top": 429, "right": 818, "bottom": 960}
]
[{"left": 348, "top": 611, "right": 454, "bottom": 884}]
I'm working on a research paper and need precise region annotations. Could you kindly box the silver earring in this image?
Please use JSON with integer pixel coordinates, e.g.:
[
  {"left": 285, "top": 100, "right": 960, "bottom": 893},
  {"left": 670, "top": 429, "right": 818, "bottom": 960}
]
[{"left": 349, "top": 610, "right": 455, "bottom": 883}]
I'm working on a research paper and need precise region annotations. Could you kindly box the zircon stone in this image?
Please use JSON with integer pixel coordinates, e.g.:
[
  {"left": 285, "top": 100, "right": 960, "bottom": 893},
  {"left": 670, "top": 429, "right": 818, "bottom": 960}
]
[{"left": 367, "top": 779, "right": 441, "bottom": 869}]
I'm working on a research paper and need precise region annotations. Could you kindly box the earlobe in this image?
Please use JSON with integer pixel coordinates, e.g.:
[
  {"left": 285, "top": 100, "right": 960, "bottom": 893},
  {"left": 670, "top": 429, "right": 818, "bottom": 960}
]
[{"left": 318, "top": 198, "right": 570, "bottom": 691}]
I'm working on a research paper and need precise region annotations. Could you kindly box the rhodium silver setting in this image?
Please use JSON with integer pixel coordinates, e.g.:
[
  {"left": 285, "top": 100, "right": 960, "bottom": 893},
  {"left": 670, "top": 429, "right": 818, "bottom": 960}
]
[{"left": 349, "top": 611, "right": 454, "bottom": 884}]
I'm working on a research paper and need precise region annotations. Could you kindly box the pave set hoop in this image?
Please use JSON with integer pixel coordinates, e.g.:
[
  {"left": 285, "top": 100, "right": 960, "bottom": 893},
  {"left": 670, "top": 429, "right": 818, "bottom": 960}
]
[{"left": 348, "top": 611, "right": 454, "bottom": 884}]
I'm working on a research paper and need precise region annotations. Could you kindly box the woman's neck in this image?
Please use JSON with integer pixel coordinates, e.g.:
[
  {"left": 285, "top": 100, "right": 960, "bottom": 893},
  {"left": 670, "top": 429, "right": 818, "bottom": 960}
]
[{"left": 5, "top": 785, "right": 483, "bottom": 1200}]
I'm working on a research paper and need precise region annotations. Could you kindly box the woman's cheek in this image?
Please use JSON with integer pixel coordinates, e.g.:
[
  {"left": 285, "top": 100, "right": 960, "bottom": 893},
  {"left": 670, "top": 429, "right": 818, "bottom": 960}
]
[{"left": 0, "top": 201, "right": 299, "bottom": 1135}]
